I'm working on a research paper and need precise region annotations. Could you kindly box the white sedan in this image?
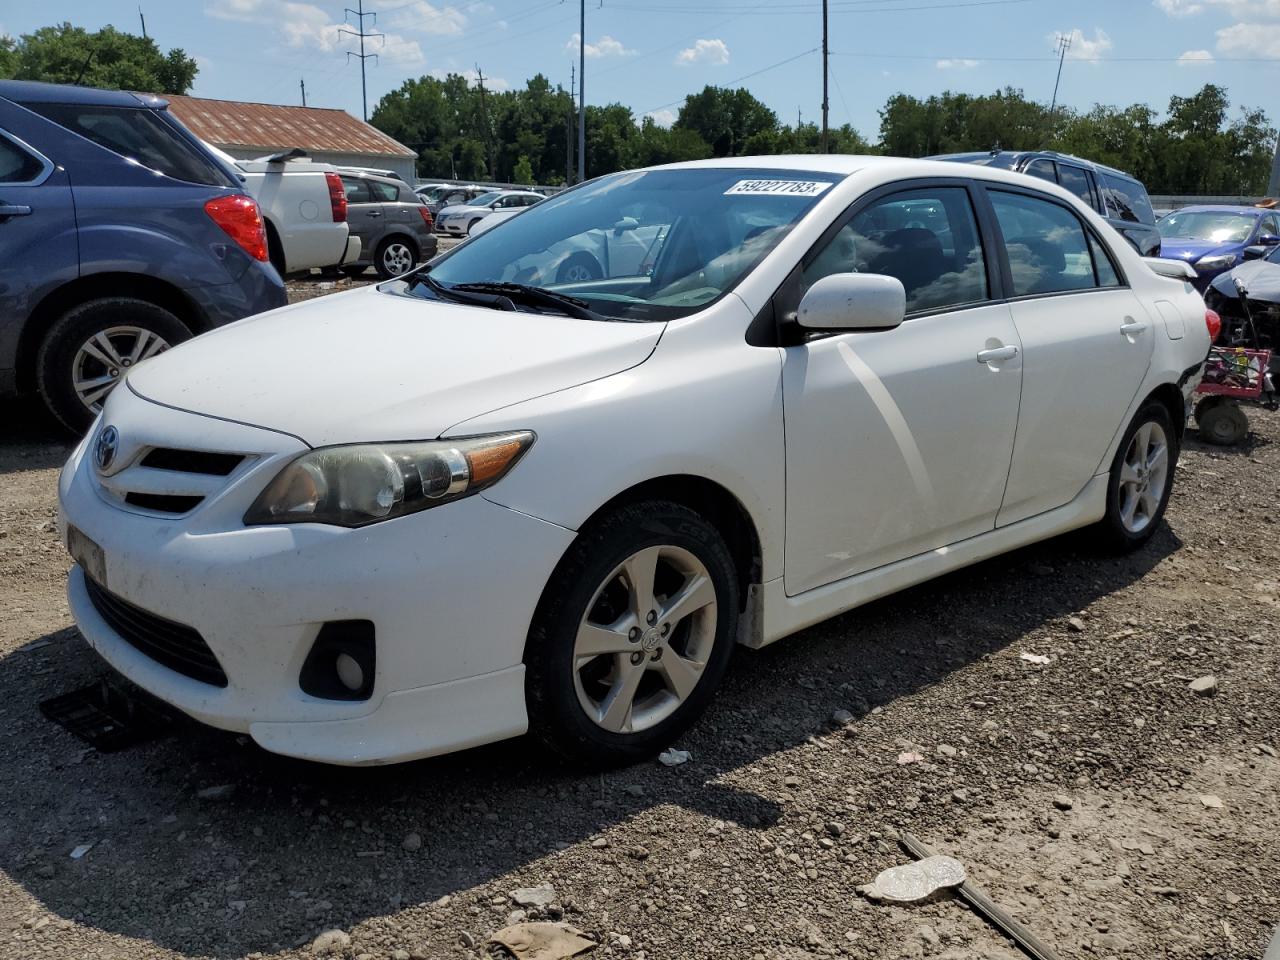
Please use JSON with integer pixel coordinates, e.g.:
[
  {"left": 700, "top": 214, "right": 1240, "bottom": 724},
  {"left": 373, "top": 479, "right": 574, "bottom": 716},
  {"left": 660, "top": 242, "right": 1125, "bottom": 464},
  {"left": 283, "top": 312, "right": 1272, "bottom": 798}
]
[
  {"left": 58, "top": 156, "right": 1212, "bottom": 767},
  {"left": 435, "top": 189, "right": 543, "bottom": 236}
]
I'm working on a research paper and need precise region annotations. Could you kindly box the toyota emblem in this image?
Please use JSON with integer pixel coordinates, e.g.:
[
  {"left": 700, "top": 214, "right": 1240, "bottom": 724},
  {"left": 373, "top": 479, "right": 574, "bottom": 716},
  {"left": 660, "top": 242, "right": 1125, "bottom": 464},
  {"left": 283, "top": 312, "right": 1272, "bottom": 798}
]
[{"left": 94, "top": 425, "right": 120, "bottom": 474}]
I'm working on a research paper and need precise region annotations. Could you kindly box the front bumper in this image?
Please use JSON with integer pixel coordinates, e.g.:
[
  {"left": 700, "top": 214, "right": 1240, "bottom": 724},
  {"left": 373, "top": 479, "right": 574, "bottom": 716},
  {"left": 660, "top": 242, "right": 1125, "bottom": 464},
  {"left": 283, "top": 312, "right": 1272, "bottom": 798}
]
[{"left": 58, "top": 388, "right": 574, "bottom": 765}]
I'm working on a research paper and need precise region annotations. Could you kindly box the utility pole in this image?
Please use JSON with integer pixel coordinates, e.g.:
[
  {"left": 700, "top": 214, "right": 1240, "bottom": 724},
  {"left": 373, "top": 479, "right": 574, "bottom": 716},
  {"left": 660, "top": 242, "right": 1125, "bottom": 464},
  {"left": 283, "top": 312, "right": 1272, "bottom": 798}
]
[
  {"left": 340, "top": 0, "right": 383, "bottom": 122},
  {"left": 578, "top": 0, "right": 586, "bottom": 183},
  {"left": 1269, "top": 138, "right": 1280, "bottom": 197},
  {"left": 567, "top": 63, "right": 575, "bottom": 185},
  {"left": 1049, "top": 34, "right": 1071, "bottom": 115},
  {"left": 475, "top": 64, "right": 496, "bottom": 182},
  {"left": 820, "top": 0, "right": 829, "bottom": 153},
  {"left": 300, "top": 78, "right": 308, "bottom": 107},
  {"left": 138, "top": 6, "right": 148, "bottom": 39}
]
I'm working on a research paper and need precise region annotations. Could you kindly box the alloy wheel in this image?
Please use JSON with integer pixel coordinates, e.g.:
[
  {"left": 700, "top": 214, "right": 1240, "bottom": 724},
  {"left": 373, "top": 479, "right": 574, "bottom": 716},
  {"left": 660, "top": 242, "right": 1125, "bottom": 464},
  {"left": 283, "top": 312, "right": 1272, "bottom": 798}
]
[
  {"left": 72, "top": 326, "right": 171, "bottom": 413},
  {"left": 572, "top": 544, "right": 718, "bottom": 734},
  {"left": 562, "top": 264, "right": 594, "bottom": 283},
  {"left": 1117, "top": 420, "right": 1169, "bottom": 534},
  {"left": 382, "top": 242, "right": 413, "bottom": 275}
]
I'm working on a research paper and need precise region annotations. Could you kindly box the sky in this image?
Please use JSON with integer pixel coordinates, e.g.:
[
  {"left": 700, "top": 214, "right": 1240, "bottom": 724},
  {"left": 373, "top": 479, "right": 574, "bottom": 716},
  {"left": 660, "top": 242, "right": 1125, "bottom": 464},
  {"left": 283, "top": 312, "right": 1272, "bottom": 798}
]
[{"left": 4, "top": 0, "right": 1280, "bottom": 141}]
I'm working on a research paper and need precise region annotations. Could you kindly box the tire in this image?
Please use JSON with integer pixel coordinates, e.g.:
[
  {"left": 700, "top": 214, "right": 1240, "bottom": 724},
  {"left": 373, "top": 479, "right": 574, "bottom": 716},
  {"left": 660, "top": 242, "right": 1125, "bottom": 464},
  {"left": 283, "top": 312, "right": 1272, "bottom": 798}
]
[
  {"left": 374, "top": 236, "right": 418, "bottom": 279},
  {"left": 36, "top": 298, "right": 193, "bottom": 435},
  {"left": 524, "top": 500, "right": 740, "bottom": 768},
  {"left": 1095, "top": 400, "right": 1178, "bottom": 552},
  {"left": 465, "top": 218, "right": 482, "bottom": 236},
  {"left": 555, "top": 252, "right": 603, "bottom": 284},
  {"left": 265, "top": 222, "right": 287, "bottom": 279},
  {"left": 1197, "top": 400, "right": 1248, "bottom": 446}
]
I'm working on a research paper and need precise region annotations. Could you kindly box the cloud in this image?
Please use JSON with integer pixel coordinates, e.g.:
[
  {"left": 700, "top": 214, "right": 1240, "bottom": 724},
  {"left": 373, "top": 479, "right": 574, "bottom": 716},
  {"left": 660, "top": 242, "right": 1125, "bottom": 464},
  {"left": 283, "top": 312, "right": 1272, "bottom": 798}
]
[
  {"left": 1155, "top": 0, "right": 1280, "bottom": 15},
  {"left": 1176, "top": 47, "right": 1216, "bottom": 64},
  {"left": 1047, "top": 27, "right": 1113, "bottom": 62},
  {"left": 1153, "top": 0, "right": 1204, "bottom": 14},
  {"left": 385, "top": 1, "right": 467, "bottom": 36},
  {"left": 1217, "top": 19, "right": 1280, "bottom": 53},
  {"left": 935, "top": 58, "right": 980, "bottom": 69},
  {"left": 676, "top": 38, "right": 730, "bottom": 66},
  {"left": 565, "top": 33, "right": 635, "bottom": 58},
  {"left": 645, "top": 108, "right": 677, "bottom": 127},
  {"left": 429, "top": 67, "right": 510, "bottom": 91}
]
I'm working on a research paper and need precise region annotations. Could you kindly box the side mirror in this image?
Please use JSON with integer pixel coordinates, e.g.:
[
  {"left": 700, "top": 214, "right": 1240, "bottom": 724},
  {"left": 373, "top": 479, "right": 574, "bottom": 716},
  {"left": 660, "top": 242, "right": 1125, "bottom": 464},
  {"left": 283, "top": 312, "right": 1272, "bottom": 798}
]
[
  {"left": 796, "top": 273, "right": 906, "bottom": 332},
  {"left": 613, "top": 216, "right": 640, "bottom": 236},
  {"left": 1243, "top": 245, "right": 1268, "bottom": 261},
  {"left": 1257, "top": 233, "right": 1280, "bottom": 245}
]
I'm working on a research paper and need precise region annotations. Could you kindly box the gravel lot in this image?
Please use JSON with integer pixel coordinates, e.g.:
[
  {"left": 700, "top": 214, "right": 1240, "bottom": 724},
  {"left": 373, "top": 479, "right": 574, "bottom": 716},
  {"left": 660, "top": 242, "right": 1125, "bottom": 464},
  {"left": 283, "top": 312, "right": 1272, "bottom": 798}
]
[{"left": 1, "top": 330, "right": 1277, "bottom": 960}]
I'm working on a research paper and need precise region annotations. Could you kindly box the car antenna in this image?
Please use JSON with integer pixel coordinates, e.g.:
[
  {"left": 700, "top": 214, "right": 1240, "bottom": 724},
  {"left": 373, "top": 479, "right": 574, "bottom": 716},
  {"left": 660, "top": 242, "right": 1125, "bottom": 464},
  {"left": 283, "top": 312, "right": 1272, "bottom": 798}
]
[{"left": 989, "top": 141, "right": 1001, "bottom": 157}]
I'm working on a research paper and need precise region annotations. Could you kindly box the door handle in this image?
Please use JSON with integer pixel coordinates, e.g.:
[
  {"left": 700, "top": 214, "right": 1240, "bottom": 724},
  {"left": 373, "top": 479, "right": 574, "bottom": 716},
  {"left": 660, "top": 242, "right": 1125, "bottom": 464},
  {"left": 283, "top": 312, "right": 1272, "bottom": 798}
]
[
  {"left": 0, "top": 204, "right": 32, "bottom": 218},
  {"left": 367, "top": 210, "right": 382, "bottom": 218},
  {"left": 1120, "top": 317, "right": 1148, "bottom": 336},
  {"left": 976, "top": 345, "right": 1019, "bottom": 364}
]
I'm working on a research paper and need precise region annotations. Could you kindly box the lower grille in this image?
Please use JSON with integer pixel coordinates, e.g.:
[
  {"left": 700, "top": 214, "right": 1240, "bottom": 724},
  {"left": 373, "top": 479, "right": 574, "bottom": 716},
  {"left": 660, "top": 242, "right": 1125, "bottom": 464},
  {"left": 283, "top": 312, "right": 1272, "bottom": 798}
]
[{"left": 84, "top": 577, "right": 228, "bottom": 688}]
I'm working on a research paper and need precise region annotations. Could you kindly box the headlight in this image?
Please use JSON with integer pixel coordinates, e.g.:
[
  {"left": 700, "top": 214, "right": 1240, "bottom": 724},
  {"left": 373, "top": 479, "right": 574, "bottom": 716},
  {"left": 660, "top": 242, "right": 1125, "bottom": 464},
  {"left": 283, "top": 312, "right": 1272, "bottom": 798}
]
[
  {"left": 244, "top": 432, "right": 534, "bottom": 527},
  {"left": 1195, "top": 253, "right": 1237, "bottom": 272}
]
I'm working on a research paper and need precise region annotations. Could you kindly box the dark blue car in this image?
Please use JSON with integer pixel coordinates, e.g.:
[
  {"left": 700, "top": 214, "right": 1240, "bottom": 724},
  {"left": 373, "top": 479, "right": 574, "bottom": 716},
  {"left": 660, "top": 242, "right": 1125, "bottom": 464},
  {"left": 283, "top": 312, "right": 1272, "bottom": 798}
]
[
  {"left": 1156, "top": 204, "right": 1280, "bottom": 292},
  {"left": 0, "top": 80, "right": 287, "bottom": 432}
]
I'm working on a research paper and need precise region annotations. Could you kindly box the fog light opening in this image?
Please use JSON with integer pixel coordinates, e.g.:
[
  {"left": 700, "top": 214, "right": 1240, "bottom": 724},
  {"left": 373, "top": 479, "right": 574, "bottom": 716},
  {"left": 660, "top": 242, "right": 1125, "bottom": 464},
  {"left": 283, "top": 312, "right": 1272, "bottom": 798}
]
[{"left": 299, "top": 620, "right": 376, "bottom": 702}]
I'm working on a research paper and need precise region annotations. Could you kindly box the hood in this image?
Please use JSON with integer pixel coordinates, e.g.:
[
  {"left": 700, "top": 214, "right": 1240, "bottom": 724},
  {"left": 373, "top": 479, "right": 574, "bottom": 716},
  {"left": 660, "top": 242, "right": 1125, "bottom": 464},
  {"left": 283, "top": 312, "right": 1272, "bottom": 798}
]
[
  {"left": 126, "top": 284, "right": 664, "bottom": 447},
  {"left": 1210, "top": 258, "right": 1280, "bottom": 304},
  {"left": 1159, "top": 237, "right": 1240, "bottom": 265}
]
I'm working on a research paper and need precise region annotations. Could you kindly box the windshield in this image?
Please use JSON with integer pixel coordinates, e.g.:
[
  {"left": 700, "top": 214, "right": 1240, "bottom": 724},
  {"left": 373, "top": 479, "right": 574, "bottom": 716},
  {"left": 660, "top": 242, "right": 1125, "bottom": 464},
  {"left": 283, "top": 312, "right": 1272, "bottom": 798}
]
[
  {"left": 1158, "top": 211, "right": 1256, "bottom": 244},
  {"left": 467, "top": 192, "right": 502, "bottom": 206},
  {"left": 416, "top": 167, "right": 842, "bottom": 322}
]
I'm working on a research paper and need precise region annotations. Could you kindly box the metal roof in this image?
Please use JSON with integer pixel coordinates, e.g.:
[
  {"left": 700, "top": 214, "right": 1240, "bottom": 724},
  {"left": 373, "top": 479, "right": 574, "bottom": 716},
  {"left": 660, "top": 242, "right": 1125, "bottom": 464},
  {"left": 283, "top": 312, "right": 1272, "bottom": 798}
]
[{"left": 162, "top": 94, "right": 416, "bottom": 159}]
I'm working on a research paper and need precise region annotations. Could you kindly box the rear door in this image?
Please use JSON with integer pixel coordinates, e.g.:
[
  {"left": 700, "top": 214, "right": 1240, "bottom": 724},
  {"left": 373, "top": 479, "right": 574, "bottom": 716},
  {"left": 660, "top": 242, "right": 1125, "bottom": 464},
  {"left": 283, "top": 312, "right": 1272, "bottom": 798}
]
[
  {"left": 342, "top": 175, "right": 382, "bottom": 253},
  {"left": 986, "top": 186, "right": 1156, "bottom": 526},
  {"left": 0, "top": 113, "right": 78, "bottom": 392}
]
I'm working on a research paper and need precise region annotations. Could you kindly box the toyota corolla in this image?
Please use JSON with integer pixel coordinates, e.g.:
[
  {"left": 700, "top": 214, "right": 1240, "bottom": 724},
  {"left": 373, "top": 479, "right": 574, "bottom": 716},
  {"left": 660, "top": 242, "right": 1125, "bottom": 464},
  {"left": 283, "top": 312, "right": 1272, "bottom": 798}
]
[{"left": 58, "top": 157, "right": 1213, "bottom": 767}]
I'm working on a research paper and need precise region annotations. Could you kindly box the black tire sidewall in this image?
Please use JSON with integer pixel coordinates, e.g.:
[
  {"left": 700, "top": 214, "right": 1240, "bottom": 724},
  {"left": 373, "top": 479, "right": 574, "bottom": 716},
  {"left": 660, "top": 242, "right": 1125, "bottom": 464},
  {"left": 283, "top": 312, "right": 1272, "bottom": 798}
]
[
  {"left": 375, "top": 236, "right": 418, "bottom": 279},
  {"left": 556, "top": 252, "right": 602, "bottom": 284},
  {"left": 524, "top": 501, "right": 740, "bottom": 767},
  {"left": 1100, "top": 401, "right": 1178, "bottom": 551},
  {"left": 36, "top": 298, "right": 192, "bottom": 435},
  {"left": 1198, "top": 403, "right": 1247, "bottom": 445}
]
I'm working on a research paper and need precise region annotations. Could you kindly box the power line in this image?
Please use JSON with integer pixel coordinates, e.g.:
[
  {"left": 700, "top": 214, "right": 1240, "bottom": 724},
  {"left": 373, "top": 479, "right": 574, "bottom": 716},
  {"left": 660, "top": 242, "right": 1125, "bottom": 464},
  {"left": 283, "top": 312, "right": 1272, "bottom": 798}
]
[
  {"left": 608, "top": 0, "right": 1038, "bottom": 14},
  {"left": 340, "top": 0, "right": 384, "bottom": 121},
  {"left": 642, "top": 47, "right": 818, "bottom": 115},
  {"left": 831, "top": 50, "right": 1280, "bottom": 62}
]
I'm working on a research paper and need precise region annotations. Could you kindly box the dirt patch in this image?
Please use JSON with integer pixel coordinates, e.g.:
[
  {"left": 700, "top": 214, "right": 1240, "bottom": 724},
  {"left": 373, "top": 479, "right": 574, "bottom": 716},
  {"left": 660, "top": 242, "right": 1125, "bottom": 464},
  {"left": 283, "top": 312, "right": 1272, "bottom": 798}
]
[{"left": 1, "top": 391, "right": 1277, "bottom": 960}]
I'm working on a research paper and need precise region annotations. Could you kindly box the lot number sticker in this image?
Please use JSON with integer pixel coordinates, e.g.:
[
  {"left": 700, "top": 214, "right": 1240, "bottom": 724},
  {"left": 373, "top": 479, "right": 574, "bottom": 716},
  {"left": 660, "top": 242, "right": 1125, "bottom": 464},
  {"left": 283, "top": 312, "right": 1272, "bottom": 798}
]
[{"left": 725, "top": 179, "right": 832, "bottom": 197}]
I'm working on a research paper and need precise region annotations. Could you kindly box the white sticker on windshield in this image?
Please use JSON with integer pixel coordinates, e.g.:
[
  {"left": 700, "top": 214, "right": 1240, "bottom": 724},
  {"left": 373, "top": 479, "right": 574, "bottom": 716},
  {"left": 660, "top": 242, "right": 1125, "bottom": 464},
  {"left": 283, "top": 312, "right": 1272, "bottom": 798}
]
[{"left": 725, "top": 179, "right": 833, "bottom": 197}]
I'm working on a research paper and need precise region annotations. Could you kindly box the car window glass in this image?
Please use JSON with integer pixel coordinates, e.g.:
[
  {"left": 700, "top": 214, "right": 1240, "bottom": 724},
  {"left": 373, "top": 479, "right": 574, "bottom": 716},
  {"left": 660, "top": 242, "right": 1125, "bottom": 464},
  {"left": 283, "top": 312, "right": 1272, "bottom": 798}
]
[
  {"left": 991, "top": 191, "right": 1097, "bottom": 296},
  {"left": 1100, "top": 173, "right": 1155, "bottom": 225},
  {"left": 0, "top": 134, "right": 44, "bottom": 183},
  {"left": 369, "top": 180, "right": 399, "bottom": 202},
  {"left": 1025, "top": 159, "right": 1057, "bottom": 184},
  {"left": 802, "top": 186, "right": 988, "bottom": 315},
  {"left": 1261, "top": 215, "right": 1279, "bottom": 237},
  {"left": 1057, "top": 165, "right": 1094, "bottom": 207},
  {"left": 1088, "top": 233, "right": 1122, "bottom": 287},
  {"left": 342, "top": 177, "right": 371, "bottom": 203},
  {"left": 22, "top": 102, "right": 233, "bottom": 187}
]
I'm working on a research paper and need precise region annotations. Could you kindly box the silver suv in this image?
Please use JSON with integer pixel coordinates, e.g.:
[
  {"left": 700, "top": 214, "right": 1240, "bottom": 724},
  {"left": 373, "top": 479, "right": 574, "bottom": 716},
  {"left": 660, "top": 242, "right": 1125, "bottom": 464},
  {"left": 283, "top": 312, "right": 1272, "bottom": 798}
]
[{"left": 339, "top": 171, "right": 438, "bottom": 279}]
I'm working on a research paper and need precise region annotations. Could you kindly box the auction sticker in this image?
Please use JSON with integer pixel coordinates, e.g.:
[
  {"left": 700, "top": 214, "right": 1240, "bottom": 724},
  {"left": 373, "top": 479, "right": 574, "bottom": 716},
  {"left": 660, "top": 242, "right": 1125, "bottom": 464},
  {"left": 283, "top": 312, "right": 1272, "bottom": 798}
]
[{"left": 725, "top": 179, "right": 832, "bottom": 197}]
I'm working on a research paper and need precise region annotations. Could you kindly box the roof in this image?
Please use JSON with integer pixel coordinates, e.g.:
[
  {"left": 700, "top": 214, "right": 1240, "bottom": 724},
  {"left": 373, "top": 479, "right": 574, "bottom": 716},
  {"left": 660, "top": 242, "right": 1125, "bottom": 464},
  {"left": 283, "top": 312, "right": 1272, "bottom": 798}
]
[
  {"left": 161, "top": 94, "right": 415, "bottom": 160},
  {"left": 930, "top": 149, "right": 1142, "bottom": 183},
  {"left": 1173, "top": 204, "right": 1267, "bottom": 215},
  {"left": 0, "top": 79, "right": 165, "bottom": 108}
]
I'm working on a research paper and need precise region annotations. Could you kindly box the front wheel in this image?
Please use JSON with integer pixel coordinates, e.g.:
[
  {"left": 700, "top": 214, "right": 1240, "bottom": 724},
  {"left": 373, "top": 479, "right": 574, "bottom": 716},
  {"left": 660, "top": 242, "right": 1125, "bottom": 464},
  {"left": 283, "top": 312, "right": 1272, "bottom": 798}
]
[
  {"left": 1095, "top": 400, "right": 1178, "bottom": 552},
  {"left": 374, "top": 237, "right": 417, "bottom": 279},
  {"left": 36, "top": 298, "right": 192, "bottom": 434},
  {"left": 524, "top": 501, "right": 740, "bottom": 767}
]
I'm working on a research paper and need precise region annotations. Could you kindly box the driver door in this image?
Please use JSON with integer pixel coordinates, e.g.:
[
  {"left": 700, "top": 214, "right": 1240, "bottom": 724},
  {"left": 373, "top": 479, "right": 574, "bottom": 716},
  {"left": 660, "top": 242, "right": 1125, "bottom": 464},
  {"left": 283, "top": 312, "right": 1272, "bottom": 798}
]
[{"left": 782, "top": 184, "right": 1023, "bottom": 594}]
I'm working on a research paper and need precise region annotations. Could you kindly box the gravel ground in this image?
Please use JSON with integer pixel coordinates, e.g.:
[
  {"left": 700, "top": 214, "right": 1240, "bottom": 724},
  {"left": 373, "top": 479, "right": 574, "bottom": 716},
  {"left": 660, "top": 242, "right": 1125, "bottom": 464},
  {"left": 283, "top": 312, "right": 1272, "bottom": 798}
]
[{"left": 1, "top": 350, "right": 1277, "bottom": 960}]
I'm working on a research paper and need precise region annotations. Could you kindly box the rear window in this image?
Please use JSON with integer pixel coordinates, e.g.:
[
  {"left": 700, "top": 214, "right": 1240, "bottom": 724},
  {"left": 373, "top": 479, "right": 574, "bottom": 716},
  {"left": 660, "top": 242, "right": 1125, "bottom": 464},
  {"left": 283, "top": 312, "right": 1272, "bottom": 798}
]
[
  {"left": 0, "top": 133, "right": 45, "bottom": 183},
  {"left": 1099, "top": 173, "right": 1155, "bottom": 226},
  {"left": 23, "top": 102, "right": 234, "bottom": 187}
]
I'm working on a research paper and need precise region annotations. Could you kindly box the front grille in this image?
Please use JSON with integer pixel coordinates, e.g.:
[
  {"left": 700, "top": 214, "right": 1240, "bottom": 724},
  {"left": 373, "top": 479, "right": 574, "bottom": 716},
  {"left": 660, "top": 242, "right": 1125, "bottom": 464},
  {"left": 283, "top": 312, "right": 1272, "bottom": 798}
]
[
  {"left": 84, "top": 577, "right": 228, "bottom": 688},
  {"left": 140, "top": 448, "right": 245, "bottom": 476}
]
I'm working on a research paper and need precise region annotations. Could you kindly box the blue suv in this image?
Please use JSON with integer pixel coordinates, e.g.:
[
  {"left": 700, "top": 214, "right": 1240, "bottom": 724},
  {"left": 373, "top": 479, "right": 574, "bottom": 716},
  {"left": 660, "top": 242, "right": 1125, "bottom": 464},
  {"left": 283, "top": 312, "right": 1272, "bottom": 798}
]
[{"left": 0, "top": 80, "right": 286, "bottom": 432}]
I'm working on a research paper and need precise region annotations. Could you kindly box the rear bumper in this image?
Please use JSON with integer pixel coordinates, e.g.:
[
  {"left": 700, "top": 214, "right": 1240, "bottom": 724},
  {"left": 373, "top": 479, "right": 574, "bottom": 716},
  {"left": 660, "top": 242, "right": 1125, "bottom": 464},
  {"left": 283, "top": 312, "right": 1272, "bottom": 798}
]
[
  {"left": 338, "top": 234, "right": 362, "bottom": 266},
  {"left": 188, "top": 261, "right": 287, "bottom": 329}
]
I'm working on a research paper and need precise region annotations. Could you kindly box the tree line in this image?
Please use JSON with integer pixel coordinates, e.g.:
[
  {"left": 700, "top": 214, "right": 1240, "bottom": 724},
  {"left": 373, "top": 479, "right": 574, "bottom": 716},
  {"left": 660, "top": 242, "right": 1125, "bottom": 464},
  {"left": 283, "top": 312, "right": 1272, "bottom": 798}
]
[{"left": 2, "top": 22, "right": 1273, "bottom": 196}]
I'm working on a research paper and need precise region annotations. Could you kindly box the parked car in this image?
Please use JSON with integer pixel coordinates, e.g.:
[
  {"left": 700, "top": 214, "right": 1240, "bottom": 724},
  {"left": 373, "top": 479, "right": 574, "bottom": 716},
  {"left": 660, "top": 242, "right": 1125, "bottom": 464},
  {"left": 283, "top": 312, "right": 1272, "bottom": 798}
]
[
  {"left": 59, "top": 156, "right": 1210, "bottom": 767},
  {"left": 1156, "top": 204, "right": 1280, "bottom": 292},
  {"left": 435, "top": 190, "right": 543, "bottom": 236},
  {"left": 339, "top": 170, "right": 438, "bottom": 279},
  {"left": 417, "top": 183, "right": 489, "bottom": 217},
  {"left": 467, "top": 197, "right": 545, "bottom": 237},
  {"left": 932, "top": 149, "right": 1162, "bottom": 257},
  {"left": 1204, "top": 241, "right": 1280, "bottom": 374},
  {"left": 0, "top": 80, "right": 286, "bottom": 433},
  {"left": 203, "top": 143, "right": 360, "bottom": 278}
]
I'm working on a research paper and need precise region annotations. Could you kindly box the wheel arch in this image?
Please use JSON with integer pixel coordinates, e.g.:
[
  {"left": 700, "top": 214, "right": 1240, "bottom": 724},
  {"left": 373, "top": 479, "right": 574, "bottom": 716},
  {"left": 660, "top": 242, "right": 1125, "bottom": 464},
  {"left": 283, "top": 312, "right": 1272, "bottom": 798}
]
[
  {"left": 1145, "top": 381, "right": 1187, "bottom": 441},
  {"left": 17, "top": 274, "right": 207, "bottom": 395},
  {"left": 378, "top": 231, "right": 420, "bottom": 258}
]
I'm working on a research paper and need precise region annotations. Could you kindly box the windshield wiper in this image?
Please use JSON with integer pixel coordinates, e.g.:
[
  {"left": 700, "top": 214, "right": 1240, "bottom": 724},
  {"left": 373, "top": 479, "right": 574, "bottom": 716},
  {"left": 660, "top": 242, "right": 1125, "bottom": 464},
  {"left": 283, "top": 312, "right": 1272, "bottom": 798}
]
[
  {"left": 449, "top": 282, "right": 607, "bottom": 321},
  {"left": 415, "top": 274, "right": 516, "bottom": 312}
]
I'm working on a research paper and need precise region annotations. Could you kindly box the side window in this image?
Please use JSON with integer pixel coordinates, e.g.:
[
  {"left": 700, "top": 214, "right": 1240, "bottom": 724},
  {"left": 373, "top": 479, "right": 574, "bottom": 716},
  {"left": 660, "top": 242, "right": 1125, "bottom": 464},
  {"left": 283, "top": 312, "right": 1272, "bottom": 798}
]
[
  {"left": 991, "top": 191, "right": 1097, "bottom": 296},
  {"left": 1057, "top": 165, "right": 1095, "bottom": 208},
  {"left": 1088, "top": 233, "right": 1122, "bottom": 287},
  {"left": 342, "top": 177, "right": 371, "bottom": 204},
  {"left": 1024, "top": 159, "right": 1057, "bottom": 184},
  {"left": 369, "top": 180, "right": 399, "bottom": 202},
  {"left": 1260, "top": 214, "right": 1279, "bottom": 238},
  {"left": 803, "top": 186, "right": 988, "bottom": 315},
  {"left": 0, "top": 133, "right": 45, "bottom": 183},
  {"left": 1100, "top": 173, "right": 1155, "bottom": 226}
]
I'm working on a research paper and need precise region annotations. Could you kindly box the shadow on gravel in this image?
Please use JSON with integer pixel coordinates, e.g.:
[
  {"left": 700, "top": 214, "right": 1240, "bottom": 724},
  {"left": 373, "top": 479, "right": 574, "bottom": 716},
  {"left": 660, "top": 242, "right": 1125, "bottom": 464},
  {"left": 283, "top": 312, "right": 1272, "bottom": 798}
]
[
  {"left": 0, "top": 522, "right": 1180, "bottom": 957},
  {"left": 0, "top": 397, "right": 74, "bottom": 475}
]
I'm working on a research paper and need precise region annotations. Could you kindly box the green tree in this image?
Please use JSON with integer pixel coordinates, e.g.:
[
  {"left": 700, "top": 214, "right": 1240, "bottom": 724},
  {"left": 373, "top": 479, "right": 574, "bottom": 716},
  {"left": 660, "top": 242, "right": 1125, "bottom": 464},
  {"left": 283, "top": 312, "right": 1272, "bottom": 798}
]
[
  {"left": 0, "top": 23, "right": 197, "bottom": 94},
  {"left": 512, "top": 155, "right": 534, "bottom": 184},
  {"left": 675, "top": 86, "right": 778, "bottom": 157}
]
